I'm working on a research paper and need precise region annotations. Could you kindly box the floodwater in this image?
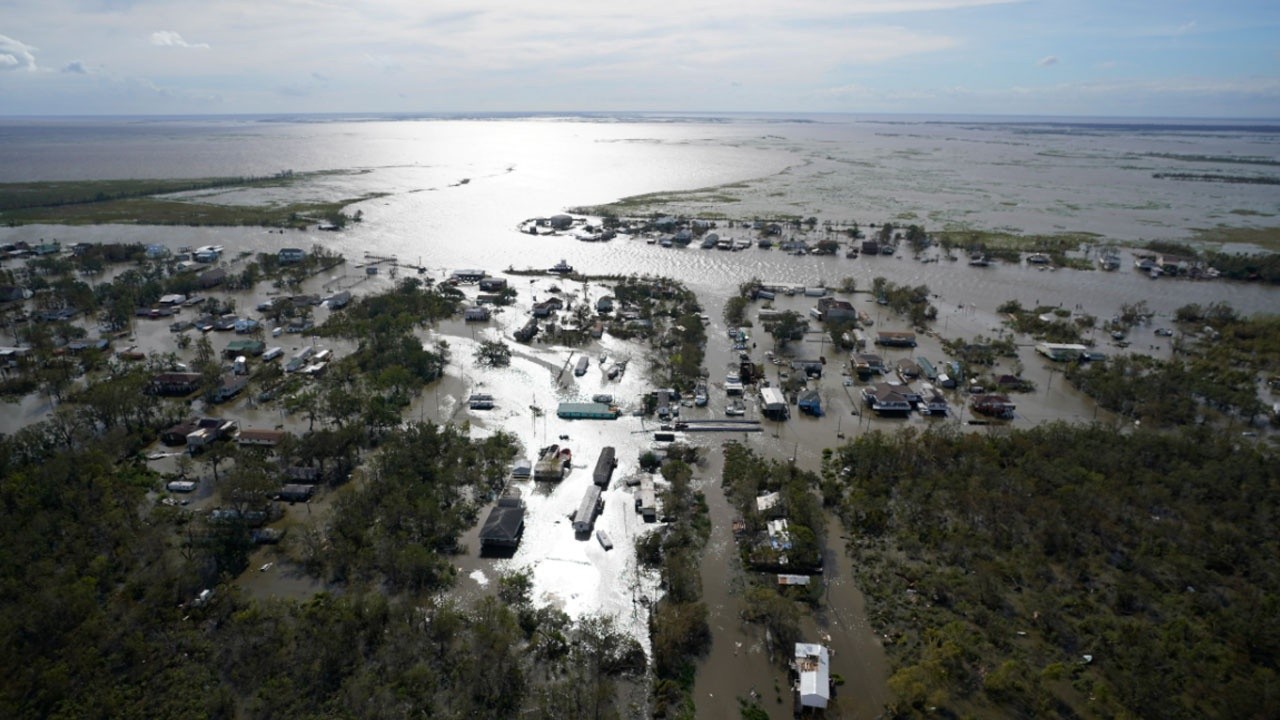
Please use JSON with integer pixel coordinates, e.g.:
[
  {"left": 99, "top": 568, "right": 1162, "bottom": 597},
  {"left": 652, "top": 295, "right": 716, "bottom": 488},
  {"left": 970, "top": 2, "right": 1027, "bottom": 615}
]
[{"left": 4, "top": 115, "right": 1280, "bottom": 718}]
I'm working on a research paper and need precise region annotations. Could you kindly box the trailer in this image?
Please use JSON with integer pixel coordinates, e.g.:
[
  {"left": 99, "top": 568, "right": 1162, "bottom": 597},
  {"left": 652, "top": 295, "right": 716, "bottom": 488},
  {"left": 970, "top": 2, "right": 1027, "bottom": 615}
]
[
  {"left": 572, "top": 485, "right": 603, "bottom": 534},
  {"left": 557, "top": 402, "right": 619, "bottom": 420},
  {"left": 761, "top": 386, "right": 789, "bottom": 420},
  {"left": 592, "top": 447, "right": 617, "bottom": 487}
]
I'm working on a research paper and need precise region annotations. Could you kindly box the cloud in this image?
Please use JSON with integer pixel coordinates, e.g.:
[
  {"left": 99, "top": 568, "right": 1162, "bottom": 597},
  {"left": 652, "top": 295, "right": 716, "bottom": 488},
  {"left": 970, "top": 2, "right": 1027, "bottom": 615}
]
[
  {"left": 62, "top": 60, "right": 90, "bottom": 74},
  {"left": 1037, "top": 55, "right": 1059, "bottom": 67},
  {"left": 149, "top": 30, "right": 209, "bottom": 49},
  {"left": 0, "top": 34, "right": 38, "bottom": 71}
]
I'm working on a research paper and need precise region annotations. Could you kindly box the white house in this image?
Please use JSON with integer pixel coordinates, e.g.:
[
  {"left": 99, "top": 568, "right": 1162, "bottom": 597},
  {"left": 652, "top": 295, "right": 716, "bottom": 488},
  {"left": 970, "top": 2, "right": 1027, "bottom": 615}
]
[{"left": 793, "top": 642, "right": 831, "bottom": 709}]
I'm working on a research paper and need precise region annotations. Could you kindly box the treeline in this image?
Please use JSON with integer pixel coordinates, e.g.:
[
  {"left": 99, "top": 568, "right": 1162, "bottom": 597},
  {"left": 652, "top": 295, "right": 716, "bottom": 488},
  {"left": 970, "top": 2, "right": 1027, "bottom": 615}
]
[
  {"left": 822, "top": 424, "right": 1279, "bottom": 719},
  {"left": 0, "top": 176, "right": 287, "bottom": 212},
  {"left": 639, "top": 459, "right": 712, "bottom": 717},
  {"left": 0, "top": 407, "right": 649, "bottom": 719},
  {"left": 608, "top": 276, "right": 706, "bottom": 392},
  {"left": 721, "top": 444, "right": 825, "bottom": 654},
  {"left": 1066, "top": 306, "right": 1280, "bottom": 424}
]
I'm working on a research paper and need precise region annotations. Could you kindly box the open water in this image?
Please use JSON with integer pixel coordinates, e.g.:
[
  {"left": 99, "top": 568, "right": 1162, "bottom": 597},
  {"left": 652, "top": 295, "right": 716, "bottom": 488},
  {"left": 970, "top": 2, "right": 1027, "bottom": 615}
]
[{"left": 5, "top": 113, "right": 1280, "bottom": 718}]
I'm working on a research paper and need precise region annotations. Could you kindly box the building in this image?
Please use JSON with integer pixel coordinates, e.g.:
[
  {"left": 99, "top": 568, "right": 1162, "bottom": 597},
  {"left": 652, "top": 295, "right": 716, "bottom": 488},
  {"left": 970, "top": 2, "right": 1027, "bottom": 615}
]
[
  {"left": 592, "top": 446, "right": 617, "bottom": 487},
  {"left": 480, "top": 497, "right": 526, "bottom": 551},
  {"left": 971, "top": 394, "right": 1016, "bottom": 419},
  {"left": 278, "top": 248, "right": 306, "bottom": 264},
  {"left": 815, "top": 297, "right": 856, "bottom": 322},
  {"left": 450, "top": 269, "right": 486, "bottom": 283},
  {"left": 1035, "top": 342, "right": 1089, "bottom": 362},
  {"left": 212, "top": 374, "right": 249, "bottom": 403},
  {"left": 148, "top": 372, "right": 203, "bottom": 397},
  {"left": 876, "top": 331, "right": 918, "bottom": 348},
  {"left": 557, "top": 402, "right": 619, "bottom": 420},
  {"left": 862, "top": 384, "right": 912, "bottom": 416},
  {"left": 761, "top": 387, "right": 789, "bottom": 420},
  {"left": 464, "top": 306, "right": 492, "bottom": 322},
  {"left": 635, "top": 476, "right": 658, "bottom": 521},
  {"left": 595, "top": 296, "right": 615, "bottom": 313},
  {"left": 478, "top": 277, "right": 507, "bottom": 292},
  {"left": 851, "top": 353, "right": 885, "bottom": 378},
  {"left": 237, "top": 428, "right": 287, "bottom": 448},
  {"left": 572, "top": 485, "right": 603, "bottom": 534},
  {"left": 224, "top": 339, "right": 265, "bottom": 357},
  {"left": 798, "top": 389, "right": 823, "bottom": 416},
  {"left": 793, "top": 643, "right": 832, "bottom": 710}
]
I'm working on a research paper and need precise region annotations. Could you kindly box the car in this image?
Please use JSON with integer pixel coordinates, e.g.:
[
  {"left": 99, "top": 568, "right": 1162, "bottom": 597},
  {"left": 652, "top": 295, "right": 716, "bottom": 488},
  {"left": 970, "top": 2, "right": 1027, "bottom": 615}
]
[{"left": 1155, "top": 328, "right": 1173, "bottom": 337}]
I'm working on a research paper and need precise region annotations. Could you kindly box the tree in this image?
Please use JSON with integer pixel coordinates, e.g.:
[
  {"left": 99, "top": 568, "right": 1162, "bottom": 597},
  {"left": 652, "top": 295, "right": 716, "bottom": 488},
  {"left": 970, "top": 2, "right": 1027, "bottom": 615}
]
[
  {"left": 474, "top": 340, "right": 512, "bottom": 367},
  {"left": 768, "top": 310, "right": 804, "bottom": 350}
]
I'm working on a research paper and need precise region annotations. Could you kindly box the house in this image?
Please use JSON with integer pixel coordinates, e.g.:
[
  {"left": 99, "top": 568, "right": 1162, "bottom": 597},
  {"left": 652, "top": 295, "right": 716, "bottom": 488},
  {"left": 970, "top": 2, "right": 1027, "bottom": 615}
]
[
  {"left": 149, "top": 372, "right": 204, "bottom": 397},
  {"left": 549, "top": 214, "right": 574, "bottom": 231},
  {"left": 464, "top": 306, "right": 491, "bottom": 322},
  {"left": 852, "top": 353, "right": 885, "bottom": 378},
  {"left": 278, "top": 248, "right": 306, "bottom": 264},
  {"left": 595, "top": 296, "right": 615, "bottom": 313},
  {"left": 798, "top": 389, "right": 823, "bottom": 416},
  {"left": 532, "top": 301, "right": 558, "bottom": 318},
  {"left": 212, "top": 374, "right": 249, "bottom": 403},
  {"left": 274, "top": 484, "right": 315, "bottom": 502},
  {"left": 158, "top": 293, "right": 187, "bottom": 306},
  {"left": 224, "top": 339, "right": 265, "bottom": 357},
  {"left": 237, "top": 428, "right": 286, "bottom": 448},
  {"left": 815, "top": 297, "right": 856, "bottom": 322},
  {"left": 790, "top": 359, "right": 824, "bottom": 378},
  {"left": 514, "top": 319, "right": 539, "bottom": 342},
  {"left": 1035, "top": 342, "right": 1088, "bottom": 362},
  {"left": 876, "top": 331, "right": 917, "bottom": 348},
  {"left": 234, "top": 318, "right": 260, "bottom": 334},
  {"left": 635, "top": 477, "right": 658, "bottom": 522},
  {"left": 862, "top": 383, "right": 912, "bottom": 415},
  {"left": 324, "top": 291, "right": 351, "bottom": 309},
  {"left": 480, "top": 496, "right": 526, "bottom": 550},
  {"left": 285, "top": 466, "right": 322, "bottom": 484},
  {"left": 161, "top": 417, "right": 236, "bottom": 448},
  {"left": 793, "top": 643, "right": 832, "bottom": 710},
  {"left": 756, "top": 491, "right": 783, "bottom": 516},
  {"left": 861, "top": 239, "right": 880, "bottom": 254},
  {"left": 197, "top": 267, "right": 227, "bottom": 289},
  {"left": 478, "top": 277, "right": 507, "bottom": 292},
  {"left": 971, "top": 394, "right": 1016, "bottom": 419},
  {"left": 761, "top": 387, "right": 789, "bottom": 420},
  {"left": 896, "top": 358, "right": 922, "bottom": 380},
  {"left": 450, "top": 269, "right": 486, "bottom": 283}
]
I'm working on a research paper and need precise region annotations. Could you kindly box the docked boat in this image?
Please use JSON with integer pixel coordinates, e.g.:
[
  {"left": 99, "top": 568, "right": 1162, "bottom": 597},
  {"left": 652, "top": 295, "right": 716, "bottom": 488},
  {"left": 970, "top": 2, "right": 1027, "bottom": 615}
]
[
  {"left": 596, "top": 530, "right": 613, "bottom": 550},
  {"left": 549, "top": 259, "right": 574, "bottom": 274},
  {"left": 968, "top": 253, "right": 992, "bottom": 267}
]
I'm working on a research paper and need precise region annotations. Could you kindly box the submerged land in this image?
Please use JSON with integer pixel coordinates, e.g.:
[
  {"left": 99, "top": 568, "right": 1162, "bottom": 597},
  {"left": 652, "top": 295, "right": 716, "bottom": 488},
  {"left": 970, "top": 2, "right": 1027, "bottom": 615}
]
[{"left": 3, "top": 114, "right": 1280, "bottom": 719}]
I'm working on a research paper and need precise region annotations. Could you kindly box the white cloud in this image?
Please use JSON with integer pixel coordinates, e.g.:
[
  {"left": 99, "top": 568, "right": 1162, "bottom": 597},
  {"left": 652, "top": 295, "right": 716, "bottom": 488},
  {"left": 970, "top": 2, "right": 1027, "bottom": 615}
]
[
  {"left": 0, "top": 34, "right": 38, "bottom": 71},
  {"left": 149, "top": 30, "right": 209, "bottom": 49},
  {"left": 1038, "top": 55, "right": 1059, "bottom": 67},
  {"left": 62, "top": 60, "right": 89, "bottom": 74}
]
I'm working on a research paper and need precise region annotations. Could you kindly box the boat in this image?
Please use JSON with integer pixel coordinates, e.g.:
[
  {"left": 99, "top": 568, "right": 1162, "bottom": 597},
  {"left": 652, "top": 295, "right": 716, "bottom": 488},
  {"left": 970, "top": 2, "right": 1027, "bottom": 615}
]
[
  {"left": 1026, "top": 252, "right": 1052, "bottom": 265},
  {"left": 596, "top": 530, "right": 613, "bottom": 550},
  {"left": 694, "top": 385, "right": 708, "bottom": 407},
  {"left": 549, "top": 259, "right": 574, "bottom": 274},
  {"left": 592, "top": 393, "right": 614, "bottom": 404},
  {"left": 725, "top": 401, "right": 745, "bottom": 416},
  {"left": 968, "top": 253, "right": 992, "bottom": 267}
]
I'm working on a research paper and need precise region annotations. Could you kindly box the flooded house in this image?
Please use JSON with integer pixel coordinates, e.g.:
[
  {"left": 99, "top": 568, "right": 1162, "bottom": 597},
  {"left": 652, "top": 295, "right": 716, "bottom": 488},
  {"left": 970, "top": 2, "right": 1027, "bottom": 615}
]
[
  {"left": 971, "top": 394, "right": 1017, "bottom": 419},
  {"left": 862, "top": 383, "right": 913, "bottom": 416},
  {"left": 792, "top": 643, "right": 832, "bottom": 710},
  {"left": 480, "top": 496, "right": 526, "bottom": 551}
]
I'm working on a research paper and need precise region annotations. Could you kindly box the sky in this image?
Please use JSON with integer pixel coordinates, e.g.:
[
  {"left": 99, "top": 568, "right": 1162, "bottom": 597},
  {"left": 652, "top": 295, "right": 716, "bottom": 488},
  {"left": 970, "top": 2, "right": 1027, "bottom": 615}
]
[{"left": 1, "top": 0, "right": 1278, "bottom": 118}]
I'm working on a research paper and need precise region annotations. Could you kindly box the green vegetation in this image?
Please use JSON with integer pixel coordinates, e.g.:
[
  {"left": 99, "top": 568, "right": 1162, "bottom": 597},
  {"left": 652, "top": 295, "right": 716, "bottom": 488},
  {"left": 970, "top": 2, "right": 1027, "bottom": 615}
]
[
  {"left": 1066, "top": 305, "right": 1279, "bottom": 425},
  {"left": 644, "top": 459, "right": 713, "bottom": 718},
  {"left": 871, "top": 276, "right": 937, "bottom": 327},
  {"left": 997, "top": 300, "right": 1092, "bottom": 344},
  {"left": 474, "top": 339, "right": 513, "bottom": 367},
  {"left": 608, "top": 276, "right": 706, "bottom": 392},
  {"left": 822, "top": 424, "right": 1280, "bottom": 719},
  {"left": 0, "top": 173, "right": 380, "bottom": 228}
]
